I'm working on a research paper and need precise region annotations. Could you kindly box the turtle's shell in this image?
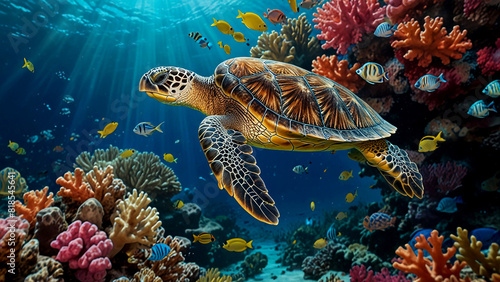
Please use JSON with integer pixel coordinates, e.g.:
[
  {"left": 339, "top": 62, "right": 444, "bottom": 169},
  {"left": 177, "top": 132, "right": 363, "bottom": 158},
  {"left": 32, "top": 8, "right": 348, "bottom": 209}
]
[{"left": 214, "top": 57, "right": 396, "bottom": 142}]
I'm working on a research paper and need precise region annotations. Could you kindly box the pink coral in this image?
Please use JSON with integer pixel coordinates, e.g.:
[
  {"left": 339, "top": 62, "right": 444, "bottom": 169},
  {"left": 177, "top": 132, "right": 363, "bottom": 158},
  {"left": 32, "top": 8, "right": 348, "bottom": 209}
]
[
  {"left": 463, "top": 0, "right": 483, "bottom": 16},
  {"left": 51, "top": 220, "right": 112, "bottom": 282},
  {"left": 420, "top": 161, "right": 468, "bottom": 197},
  {"left": 477, "top": 38, "right": 500, "bottom": 76},
  {"left": 312, "top": 0, "right": 386, "bottom": 55},
  {"left": 350, "top": 265, "right": 410, "bottom": 281}
]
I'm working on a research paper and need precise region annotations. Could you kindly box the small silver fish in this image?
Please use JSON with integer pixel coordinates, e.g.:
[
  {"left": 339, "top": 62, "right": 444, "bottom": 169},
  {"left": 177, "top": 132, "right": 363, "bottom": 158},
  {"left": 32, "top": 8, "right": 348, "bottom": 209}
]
[
  {"left": 356, "top": 63, "right": 388, "bottom": 84},
  {"left": 133, "top": 122, "right": 164, "bottom": 137},
  {"left": 483, "top": 80, "right": 500, "bottom": 98},
  {"left": 467, "top": 100, "right": 496, "bottom": 118},
  {"left": 414, "top": 73, "right": 446, "bottom": 92},
  {"left": 374, "top": 22, "right": 397, "bottom": 38},
  {"left": 292, "top": 165, "right": 308, "bottom": 174}
]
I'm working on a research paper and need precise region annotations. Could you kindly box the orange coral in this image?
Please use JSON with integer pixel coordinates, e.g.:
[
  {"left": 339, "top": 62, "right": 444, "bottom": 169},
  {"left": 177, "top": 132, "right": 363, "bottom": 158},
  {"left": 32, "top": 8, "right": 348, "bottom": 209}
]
[
  {"left": 312, "top": 55, "right": 365, "bottom": 93},
  {"left": 14, "top": 186, "right": 54, "bottom": 228},
  {"left": 393, "top": 229, "right": 469, "bottom": 281},
  {"left": 392, "top": 16, "right": 472, "bottom": 67},
  {"left": 56, "top": 168, "right": 94, "bottom": 203}
]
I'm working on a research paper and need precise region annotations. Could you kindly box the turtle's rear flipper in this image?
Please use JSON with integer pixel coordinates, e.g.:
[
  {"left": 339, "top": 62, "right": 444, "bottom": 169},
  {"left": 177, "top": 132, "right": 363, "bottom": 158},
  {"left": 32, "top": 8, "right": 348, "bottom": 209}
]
[
  {"left": 354, "top": 140, "right": 424, "bottom": 198},
  {"left": 198, "top": 116, "right": 280, "bottom": 225}
]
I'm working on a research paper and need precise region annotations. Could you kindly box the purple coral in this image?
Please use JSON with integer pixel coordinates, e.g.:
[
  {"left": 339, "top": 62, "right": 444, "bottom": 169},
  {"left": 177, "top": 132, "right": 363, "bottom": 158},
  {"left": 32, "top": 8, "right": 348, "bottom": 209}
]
[
  {"left": 51, "top": 220, "right": 112, "bottom": 282},
  {"left": 350, "top": 265, "right": 410, "bottom": 281},
  {"left": 420, "top": 161, "right": 468, "bottom": 197}
]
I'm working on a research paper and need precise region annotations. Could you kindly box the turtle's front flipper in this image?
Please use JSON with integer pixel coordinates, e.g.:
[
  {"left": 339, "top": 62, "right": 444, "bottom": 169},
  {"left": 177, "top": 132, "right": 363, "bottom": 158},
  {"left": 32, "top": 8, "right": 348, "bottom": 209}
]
[
  {"left": 198, "top": 116, "right": 280, "bottom": 225},
  {"left": 354, "top": 140, "right": 424, "bottom": 198}
]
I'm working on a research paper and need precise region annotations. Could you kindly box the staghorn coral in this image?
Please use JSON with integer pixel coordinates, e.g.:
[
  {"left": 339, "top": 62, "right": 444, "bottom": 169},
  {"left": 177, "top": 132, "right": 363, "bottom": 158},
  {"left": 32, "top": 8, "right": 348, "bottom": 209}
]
[
  {"left": 451, "top": 227, "right": 500, "bottom": 280},
  {"left": 25, "top": 255, "right": 64, "bottom": 282},
  {"left": 0, "top": 167, "right": 28, "bottom": 198},
  {"left": 109, "top": 189, "right": 161, "bottom": 257},
  {"left": 280, "top": 14, "right": 322, "bottom": 68},
  {"left": 311, "top": 55, "right": 364, "bottom": 92},
  {"left": 250, "top": 31, "right": 295, "bottom": 63},
  {"left": 313, "top": 0, "right": 386, "bottom": 55},
  {"left": 392, "top": 16, "right": 472, "bottom": 68},
  {"left": 477, "top": 38, "right": 500, "bottom": 76},
  {"left": 393, "top": 229, "right": 468, "bottom": 281},
  {"left": 197, "top": 268, "right": 232, "bottom": 282},
  {"left": 14, "top": 186, "right": 54, "bottom": 228},
  {"left": 56, "top": 168, "right": 94, "bottom": 204}
]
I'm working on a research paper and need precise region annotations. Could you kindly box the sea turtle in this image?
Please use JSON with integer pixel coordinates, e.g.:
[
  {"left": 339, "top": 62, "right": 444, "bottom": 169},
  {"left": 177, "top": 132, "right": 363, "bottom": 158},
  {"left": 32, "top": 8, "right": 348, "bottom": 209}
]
[{"left": 139, "top": 57, "right": 423, "bottom": 225}]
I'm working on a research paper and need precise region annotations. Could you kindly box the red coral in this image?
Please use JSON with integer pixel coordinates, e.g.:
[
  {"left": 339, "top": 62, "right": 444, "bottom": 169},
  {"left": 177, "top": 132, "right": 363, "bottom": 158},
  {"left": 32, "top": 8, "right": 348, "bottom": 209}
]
[
  {"left": 384, "top": 0, "right": 444, "bottom": 23},
  {"left": 477, "top": 38, "right": 500, "bottom": 76},
  {"left": 420, "top": 161, "right": 468, "bottom": 197},
  {"left": 463, "top": 0, "right": 483, "bottom": 16},
  {"left": 392, "top": 16, "right": 472, "bottom": 68},
  {"left": 311, "top": 54, "right": 364, "bottom": 92},
  {"left": 312, "top": 0, "right": 385, "bottom": 55}
]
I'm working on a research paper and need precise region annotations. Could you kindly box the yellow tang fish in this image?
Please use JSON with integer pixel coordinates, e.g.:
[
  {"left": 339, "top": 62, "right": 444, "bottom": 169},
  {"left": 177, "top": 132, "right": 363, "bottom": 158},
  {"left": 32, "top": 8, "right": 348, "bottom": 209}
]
[
  {"left": 345, "top": 189, "right": 357, "bottom": 203},
  {"left": 233, "top": 32, "right": 247, "bottom": 43},
  {"left": 22, "top": 58, "right": 34, "bottom": 73},
  {"left": 164, "top": 153, "right": 178, "bottom": 163},
  {"left": 223, "top": 238, "right": 253, "bottom": 252},
  {"left": 335, "top": 211, "right": 347, "bottom": 221},
  {"left": 418, "top": 131, "right": 445, "bottom": 152},
  {"left": 8, "top": 140, "right": 19, "bottom": 151},
  {"left": 288, "top": 0, "right": 299, "bottom": 12},
  {"left": 223, "top": 44, "right": 231, "bottom": 55},
  {"left": 339, "top": 170, "right": 353, "bottom": 180},
  {"left": 120, "top": 149, "right": 135, "bottom": 158},
  {"left": 236, "top": 10, "right": 267, "bottom": 32},
  {"left": 211, "top": 18, "right": 234, "bottom": 35},
  {"left": 16, "top": 148, "right": 26, "bottom": 155},
  {"left": 98, "top": 122, "right": 118, "bottom": 138},
  {"left": 313, "top": 238, "right": 327, "bottom": 249},
  {"left": 193, "top": 232, "right": 215, "bottom": 244},
  {"left": 310, "top": 201, "right": 315, "bottom": 211},
  {"left": 173, "top": 199, "right": 184, "bottom": 209}
]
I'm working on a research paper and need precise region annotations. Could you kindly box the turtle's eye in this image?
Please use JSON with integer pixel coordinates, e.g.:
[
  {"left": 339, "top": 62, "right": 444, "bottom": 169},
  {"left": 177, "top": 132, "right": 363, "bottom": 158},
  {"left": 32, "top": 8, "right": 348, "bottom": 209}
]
[{"left": 151, "top": 71, "right": 169, "bottom": 85}]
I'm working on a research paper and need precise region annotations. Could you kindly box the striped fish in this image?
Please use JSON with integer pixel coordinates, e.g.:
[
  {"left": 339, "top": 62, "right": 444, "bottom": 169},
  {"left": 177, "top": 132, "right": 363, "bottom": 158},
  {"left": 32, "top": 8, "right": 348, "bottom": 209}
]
[
  {"left": 263, "top": 9, "right": 287, "bottom": 25},
  {"left": 363, "top": 212, "right": 396, "bottom": 232},
  {"left": 147, "top": 243, "right": 171, "bottom": 261},
  {"left": 374, "top": 22, "right": 397, "bottom": 38},
  {"left": 133, "top": 121, "right": 164, "bottom": 137},
  {"left": 356, "top": 62, "right": 389, "bottom": 84},
  {"left": 188, "top": 32, "right": 213, "bottom": 49},
  {"left": 467, "top": 100, "right": 497, "bottom": 118},
  {"left": 414, "top": 73, "right": 446, "bottom": 92},
  {"left": 483, "top": 80, "right": 500, "bottom": 98}
]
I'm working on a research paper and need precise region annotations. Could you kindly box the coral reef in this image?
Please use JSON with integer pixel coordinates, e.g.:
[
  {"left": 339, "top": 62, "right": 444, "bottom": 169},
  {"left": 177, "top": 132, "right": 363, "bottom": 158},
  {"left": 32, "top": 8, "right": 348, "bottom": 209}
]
[
  {"left": 25, "top": 255, "right": 64, "bottom": 282},
  {"left": 392, "top": 16, "right": 472, "bottom": 67},
  {"left": 313, "top": 0, "right": 386, "bottom": 55},
  {"left": 34, "top": 207, "right": 68, "bottom": 256},
  {"left": 385, "top": 0, "right": 444, "bottom": 23},
  {"left": 73, "top": 198, "right": 104, "bottom": 228},
  {"left": 197, "top": 268, "right": 232, "bottom": 282},
  {"left": 240, "top": 252, "right": 268, "bottom": 278},
  {"left": 14, "top": 186, "right": 54, "bottom": 228},
  {"left": 57, "top": 168, "right": 94, "bottom": 204},
  {"left": 311, "top": 55, "right": 364, "bottom": 92},
  {"left": 280, "top": 14, "right": 322, "bottom": 68},
  {"left": 0, "top": 167, "right": 28, "bottom": 197},
  {"left": 364, "top": 96, "right": 394, "bottom": 116},
  {"left": 50, "top": 220, "right": 113, "bottom": 282},
  {"left": 0, "top": 216, "right": 30, "bottom": 280},
  {"left": 350, "top": 265, "right": 410, "bottom": 281},
  {"left": 393, "top": 229, "right": 468, "bottom": 281},
  {"left": 250, "top": 31, "right": 295, "bottom": 63},
  {"left": 420, "top": 161, "right": 468, "bottom": 197},
  {"left": 109, "top": 189, "right": 161, "bottom": 257},
  {"left": 477, "top": 38, "right": 500, "bottom": 76}
]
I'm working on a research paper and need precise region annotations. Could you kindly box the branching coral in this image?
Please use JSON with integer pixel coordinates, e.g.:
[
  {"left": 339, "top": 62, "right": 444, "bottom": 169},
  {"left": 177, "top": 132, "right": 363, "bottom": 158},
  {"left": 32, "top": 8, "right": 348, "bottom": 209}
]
[
  {"left": 420, "top": 161, "right": 468, "bottom": 197},
  {"left": 197, "top": 268, "right": 232, "bottom": 282},
  {"left": 0, "top": 167, "right": 28, "bottom": 198},
  {"left": 250, "top": 31, "right": 295, "bottom": 63},
  {"left": 451, "top": 227, "right": 500, "bottom": 280},
  {"left": 392, "top": 16, "right": 472, "bottom": 67},
  {"left": 313, "top": 0, "right": 386, "bottom": 55},
  {"left": 14, "top": 186, "right": 54, "bottom": 228},
  {"left": 311, "top": 55, "right": 364, "bottom": 92},
  {"left": 109, "top": 189, "right": 161, "bottom": 257},
  {"left": 393, "top": 229, "right": 468, "bottom": 281},
  {"left": 281, "top": 14, "right": 322, "bottom": 68},
  {"left": 56, "top": 168, "right": 94, "bottom": 204}
]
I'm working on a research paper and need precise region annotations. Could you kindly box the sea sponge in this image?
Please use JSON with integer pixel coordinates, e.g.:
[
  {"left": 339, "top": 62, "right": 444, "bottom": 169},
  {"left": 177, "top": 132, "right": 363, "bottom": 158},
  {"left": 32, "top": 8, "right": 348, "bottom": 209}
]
[{"left": 280, "top": 14, "right": 322, "bottom": 68}]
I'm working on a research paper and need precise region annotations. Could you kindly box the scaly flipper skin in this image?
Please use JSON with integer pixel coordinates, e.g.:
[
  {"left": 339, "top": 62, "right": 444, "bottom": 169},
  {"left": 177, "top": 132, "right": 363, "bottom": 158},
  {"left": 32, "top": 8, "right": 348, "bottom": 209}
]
[
  {"left": 198, "top": 115, "right": 280, "bottom": 224},
  {"left": 354, "top": 139, "right": 424, "bottom": 198}
]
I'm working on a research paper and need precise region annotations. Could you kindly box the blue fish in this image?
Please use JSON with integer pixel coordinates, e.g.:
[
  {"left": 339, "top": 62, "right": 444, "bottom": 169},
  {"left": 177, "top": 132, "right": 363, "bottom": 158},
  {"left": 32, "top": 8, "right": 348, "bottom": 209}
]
[
  {"left": 471, "top": 228, "right": 500, "bottom": 250},
  {"left": 356, "top": 62, "right": 389, "bottom": 84},
  {"left": 467, "top": 100, "right": 497, "bottom": 118},
  {"left": 414, "top": 73, "right": 446, "bottom": 92},
  {"left": 188, "top": 32, "right": 213, "bottom": 49},
  {"left": 409, "top": 229, "right": 433, "bottom": 255},
  {"left": 305, "top": 217, "right": 316, "bottom": 226},
  {"left": 436, "top": 196, "right": 462, "bottom": 213},
  {"left": 148, "top": 243, "right": 171, "bottom": 261},
  {"left": 374, "top": 22, "right": 397, "bottom": 38},
  {"left": 326, "top": 223, "right": 336, "bottom": 241},
  {"left": 363, "top": 212, "right": 396, "bottom": 232},
  {"left": 483, "top": 80, "right": 500, "bottom": 98}
]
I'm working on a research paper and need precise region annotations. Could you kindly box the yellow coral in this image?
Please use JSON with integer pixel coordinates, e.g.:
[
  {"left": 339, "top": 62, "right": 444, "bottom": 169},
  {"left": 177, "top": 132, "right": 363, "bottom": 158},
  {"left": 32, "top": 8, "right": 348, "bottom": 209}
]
[
  {"left": 197, "top": 268, "right": 232, "bottom": 282},
  {"left": 250, "top": 31, "right": 295, "bottom": 63}
]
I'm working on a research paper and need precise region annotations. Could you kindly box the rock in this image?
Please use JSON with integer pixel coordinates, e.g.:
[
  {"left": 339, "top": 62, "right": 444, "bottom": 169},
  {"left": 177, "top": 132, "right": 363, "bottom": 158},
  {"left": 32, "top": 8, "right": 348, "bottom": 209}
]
[
  {"left": 180, "top": 203, "right": 201, "bottom": 228},
  {"left": 73, "top": 198, "right": 104, "bottom": 228},
  {"left": 34, "top": 207, "right": 68, "bottom": 256},
  {"left": 185, "top": 216, "right": 223, "bottom": 236}
]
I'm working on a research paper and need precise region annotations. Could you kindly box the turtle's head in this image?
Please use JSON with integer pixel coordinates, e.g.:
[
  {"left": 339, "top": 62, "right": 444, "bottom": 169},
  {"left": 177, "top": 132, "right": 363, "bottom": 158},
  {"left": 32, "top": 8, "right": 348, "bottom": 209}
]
[{"left": 139, "top": 66, "right": 195, "bottom": 105}]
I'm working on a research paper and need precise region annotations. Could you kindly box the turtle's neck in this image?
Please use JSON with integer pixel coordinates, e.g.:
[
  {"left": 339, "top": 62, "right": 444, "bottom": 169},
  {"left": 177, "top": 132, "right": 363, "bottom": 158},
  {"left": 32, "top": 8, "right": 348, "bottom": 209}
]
[{"left": 188, "top": 74, "right": 230, "bottom": 116}]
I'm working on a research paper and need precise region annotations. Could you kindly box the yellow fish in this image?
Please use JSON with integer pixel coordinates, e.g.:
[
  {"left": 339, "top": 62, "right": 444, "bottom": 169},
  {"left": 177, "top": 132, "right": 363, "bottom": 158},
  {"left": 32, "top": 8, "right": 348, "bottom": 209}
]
[
  {"left": 120, "top": 149, "right": 135, "bottom": 158},
  {"left": 335, "top": 211, "right": 347, "bottom": 221},
  {"left": 211, "top": 18, "right": 234, "bottom": 35},
  {"left": 323, "top": 168, "right": 327, "bottom": 173},
  {"left": 223, "top": 238, "right": 253, "bottom": 252},
  {"left": 310, "top": 201, "right": 315, "bottom": 211},
  {"left": 288, "top": 0, "right": 299, "bottom": 12},
  {"left": 418, "top": 131, "right": 445, "bottom": 152},
  {"left": 292, "top": 240, "right": 296, "bottom": 244},
  {"left": 98, "top": 122, "right": 118, "bottom": 138},
  {"left": 223, "top": 44, "right": 231, "bottom": 55},
  {"left": 8, "top": 141, "right": 19, "bottom": 151},
  {"left": 164, "top": 153, "right": 178, "bottom": 163},
  {"left": 193, "top": 232, "right": 215, "bottom": 244},
  {"left": 237, "top": 10, "right": 267, "bottom": 31},
  {"left": 313, "top": 238, "right": 327, "bottom": 249},
  {"left": 337, "top": 232, "right": 341, "bottom": 237},
  {"left": 15, "top": 148, "right": 26, "bottom": 155},
  {"left": 22, "top": 58, "right": 34, "bottom": 73},
  {"left": 345, "top": 189, "right": 357, "bottom": 203},
  {"left": 347, "top": 149, "right": 366, "bottom": 162},
  {"left": 173, "top": 199, "right": 184, "bottom": 209},
  {"left": 339, "top": 170, "right": 353, "bottom": 180},
  {"left": 233, "top": 32, "right": 249, "bottom": 45}
]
